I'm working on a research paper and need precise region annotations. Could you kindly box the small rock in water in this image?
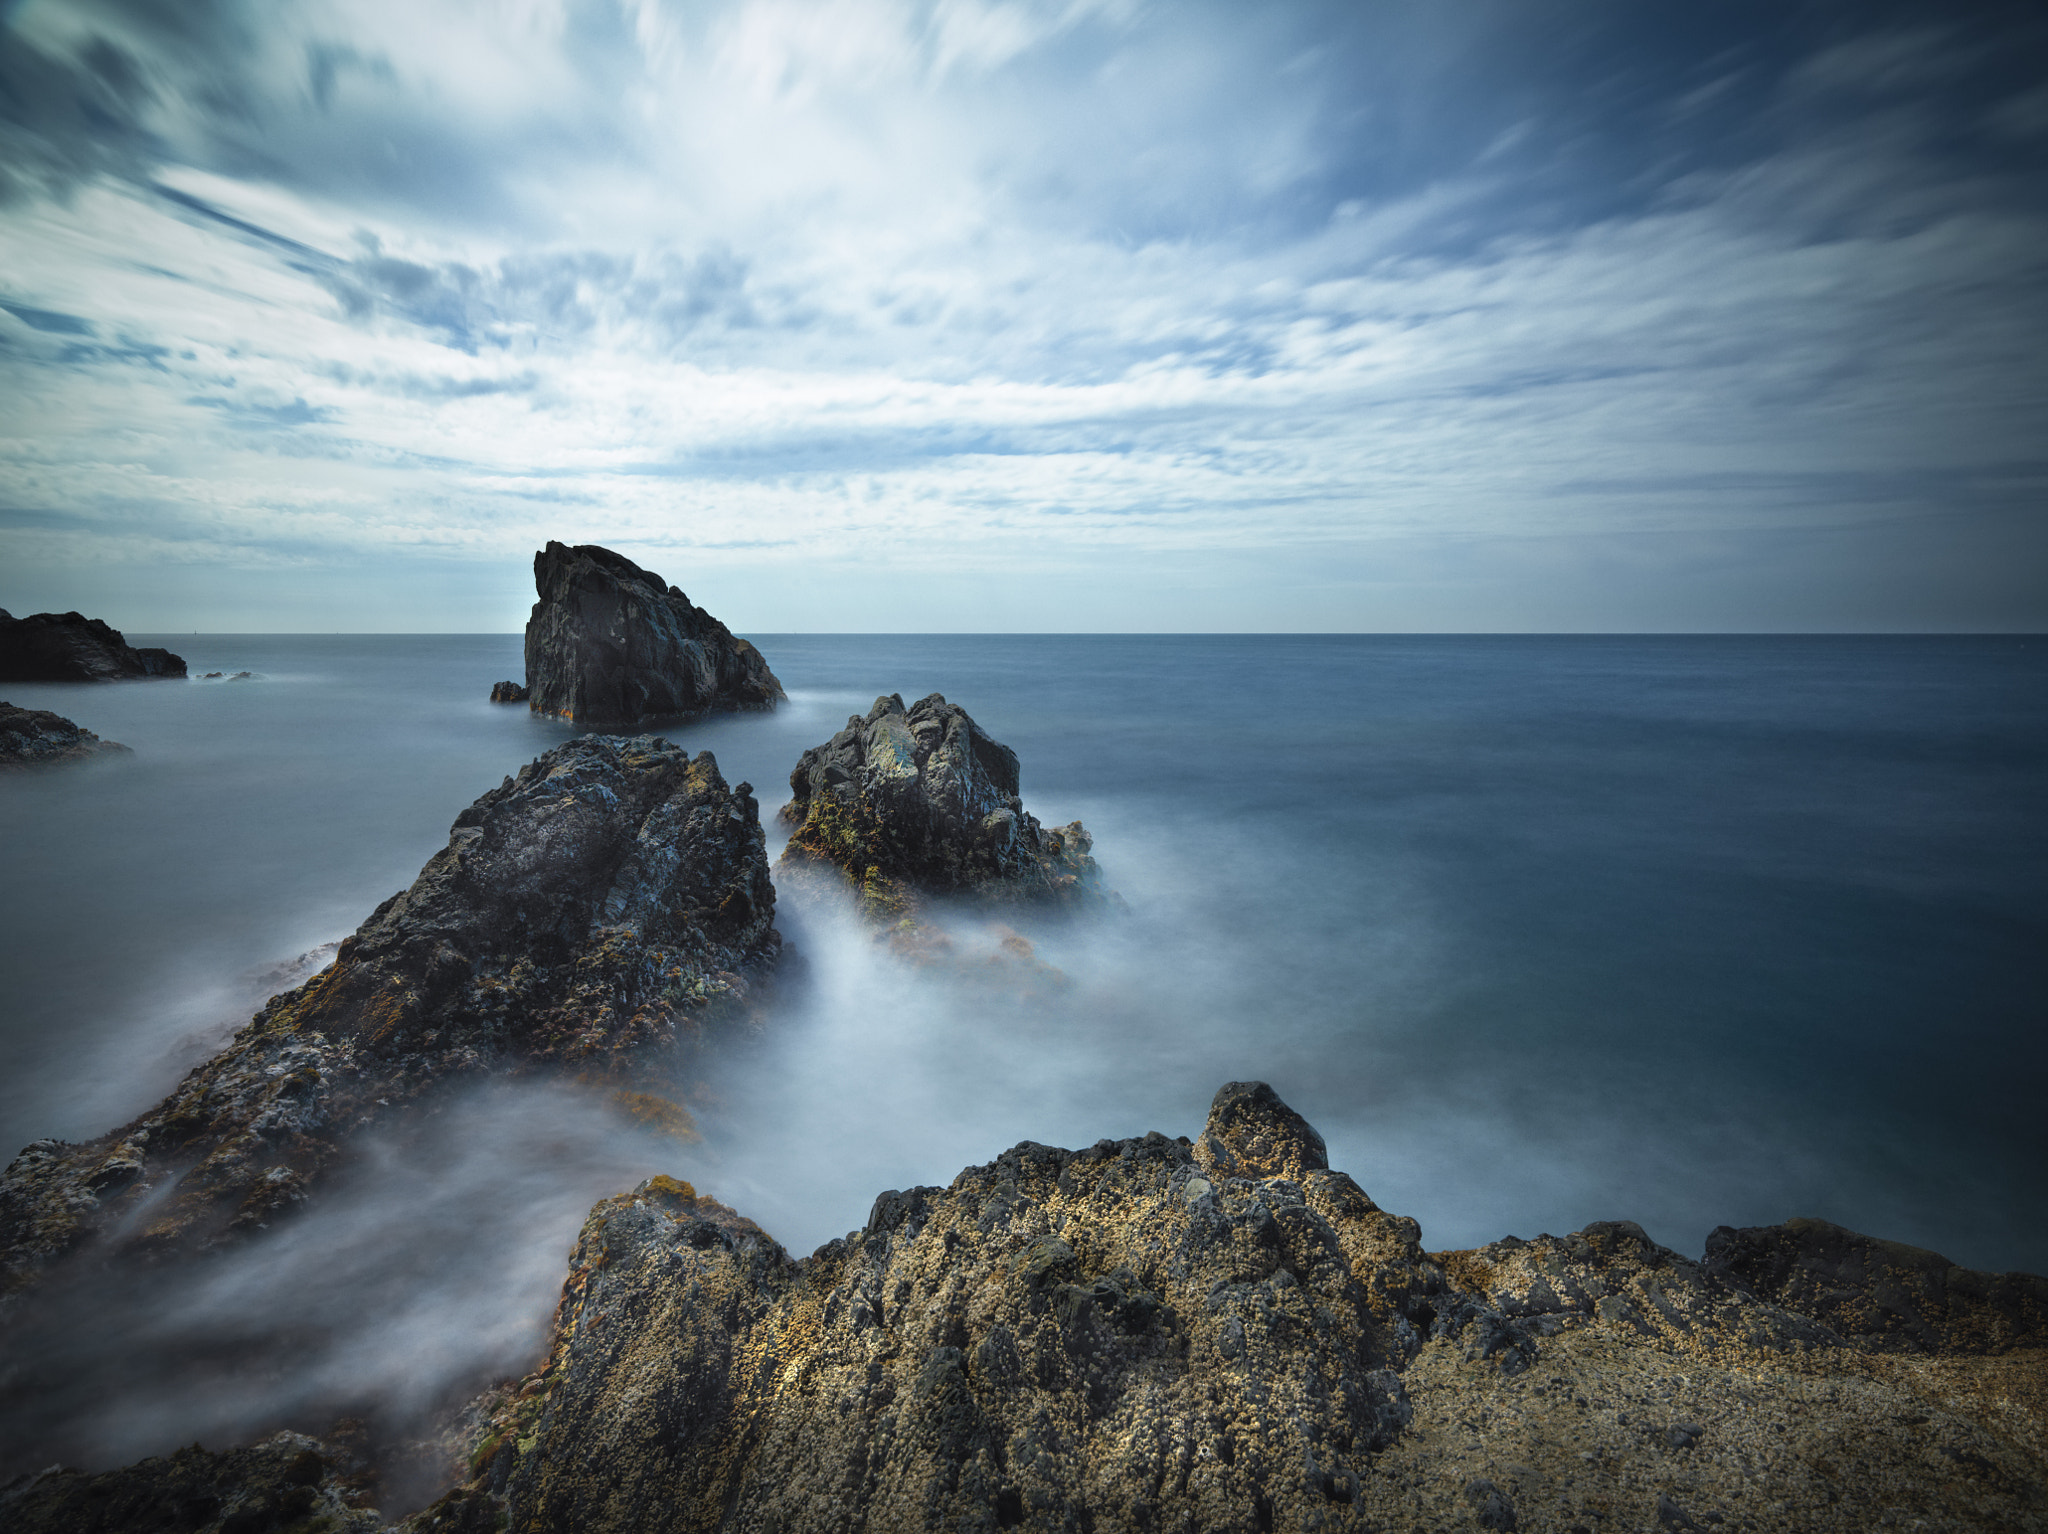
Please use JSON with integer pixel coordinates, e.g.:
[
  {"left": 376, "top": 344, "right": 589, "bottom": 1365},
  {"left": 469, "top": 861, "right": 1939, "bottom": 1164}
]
[
  {"left": 489, "top": 679, "right": 529, "bottom": 703},
  {"left": 0, "top": 701, "right": 131, "bottom": 767}
]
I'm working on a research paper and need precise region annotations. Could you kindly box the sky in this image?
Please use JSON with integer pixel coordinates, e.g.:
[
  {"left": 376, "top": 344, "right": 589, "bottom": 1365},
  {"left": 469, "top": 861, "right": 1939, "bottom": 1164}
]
[{"left": 1, "top": 0, "right": 2044, "bottom": 632}]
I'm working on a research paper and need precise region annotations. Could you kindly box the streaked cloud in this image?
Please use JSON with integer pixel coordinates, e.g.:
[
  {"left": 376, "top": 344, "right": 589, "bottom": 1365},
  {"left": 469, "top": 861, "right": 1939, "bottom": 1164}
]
[{"left": 0, "top": 0, "right": 2043, "bottom": 629}]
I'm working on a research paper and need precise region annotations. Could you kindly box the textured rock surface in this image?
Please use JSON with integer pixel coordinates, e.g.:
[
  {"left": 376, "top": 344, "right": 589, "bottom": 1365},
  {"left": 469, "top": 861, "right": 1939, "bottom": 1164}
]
[
  {"left": 0, "top": 1430, "right": 380, "bottom": 1534},
  {"left": 408, "top": 1082, "right": 2047, "bottom": 1533},
  {"left": 779, "top": 692, "right": 1107, "bottom": 923},
  {"left": 0, "top": 701, "right": 130, "bottom": 766},
  {"left": 0, "top": 734, "right": 779, "bottom": 1296},
  {"left": 0, "top": 608, "right": 186, "bottom": 681},
  {"left": 489, "top": 679, "right": 529, "bottom": 703},
  {"left": 523, "top": 542, "right": 783, "bottom": 727}
]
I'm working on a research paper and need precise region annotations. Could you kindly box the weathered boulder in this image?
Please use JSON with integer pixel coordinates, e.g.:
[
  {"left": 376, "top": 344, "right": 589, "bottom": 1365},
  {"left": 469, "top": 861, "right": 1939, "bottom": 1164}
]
[
  {"left": 522, "top": 543, "right": 782, "bottom": 727},
  {"left": 489, "top": 680, "right": 529, "bottom": 703},
  {"left": 0, "top": 701, "right": 130, "bottom": 766},
  {"left": 778, "top": 692, "right": 1106, "bottom": 923},
  {"left": 0, "top": 608, "right": 186, "bottom": 681},
  {"left": 0, "top": 735, "right": 779, "bottom": 1294},
  {"left": 406, "top": 1082, "right": 2046, "bottom": 1534}
]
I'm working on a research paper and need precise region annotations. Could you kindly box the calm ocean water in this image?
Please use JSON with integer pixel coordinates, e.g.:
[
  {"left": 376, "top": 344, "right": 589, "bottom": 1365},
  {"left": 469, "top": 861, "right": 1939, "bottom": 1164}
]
[{"left": 2, "top": 633, "right": 2044, "bottom": 1469}]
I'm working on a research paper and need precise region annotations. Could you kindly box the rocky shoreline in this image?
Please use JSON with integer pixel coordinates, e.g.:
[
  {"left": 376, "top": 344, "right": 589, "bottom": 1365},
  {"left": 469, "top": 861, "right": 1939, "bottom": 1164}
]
[
  {"left": 0, "top": 702, "right": 131, "bottom": 767},
  {"left": 5, "top": 1083, "right": 2042, "bottom": 1533},
  {"left": 2, "top": 623, "right": 2041, "bottom": 1532},
  {"left": 0, "top": 608, "right": 186, "bottom": 682}
]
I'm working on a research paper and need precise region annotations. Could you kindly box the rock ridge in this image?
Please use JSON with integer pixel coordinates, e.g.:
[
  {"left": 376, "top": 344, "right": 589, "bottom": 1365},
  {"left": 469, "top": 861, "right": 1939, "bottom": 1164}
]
[
  {"left": 522, "top": 542, "right": 783, "bottom": 727},
  {"left": 0, "top": 734, "right": 779, "bottom": 1297},
  {"left": 400, "top": 1081, "right": 2047, "bottom": 1534}
]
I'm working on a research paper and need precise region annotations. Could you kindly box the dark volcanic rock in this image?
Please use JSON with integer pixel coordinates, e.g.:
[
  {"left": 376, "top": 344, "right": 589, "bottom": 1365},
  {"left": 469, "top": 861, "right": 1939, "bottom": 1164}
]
[
  {"left": 0, "top": 735, "right": 779, "bottom": 1293},
  {"left": 0, "top": 608, "right": 186, "bottom": 681},
  {"left": 0, "top": 702, "right": 130, "bottom": 766},
  {"left": 403, "top": 1082, "right": 2046, "bottom": 1534},
  {"left": 0, "top": 1430, "right": 378, "bottom": 1534},
  {"left": 522, "top": 542, "right": 782, "bottom": 727},
  {"left": 778, "top": 691, "right": 1107, "bottom": 922},
  {"left": 489, "top": 679, "right": 529, "bottom": 703}
]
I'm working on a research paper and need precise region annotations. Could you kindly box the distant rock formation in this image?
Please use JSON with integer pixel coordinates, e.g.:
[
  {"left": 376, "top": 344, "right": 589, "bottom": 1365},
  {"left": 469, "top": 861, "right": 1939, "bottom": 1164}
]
[
  {"left": 488, "top": 680, "right": 529, "bottom": 703},
  {"left": 522, "top": 542, "right": 782, "bottom": 727},
  {"left": 0, "top": 702, "right": 131, "bottom": 766},
  {"left": 0, "top": 609, "right": 186, "bottom": 682},
  {"left": 0, "top": 735, "right": 778, "bottom": 1296},
  {"left": 778, "top": 692, "right": 1107, "bottom": 924},
  {"left": 394, "top": 1081, "right": 2047, "bottom": 1534}
]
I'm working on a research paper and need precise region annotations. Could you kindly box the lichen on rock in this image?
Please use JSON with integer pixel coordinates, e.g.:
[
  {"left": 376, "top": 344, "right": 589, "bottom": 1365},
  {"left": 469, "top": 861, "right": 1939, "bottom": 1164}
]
[
  {"left": 778, "top": 692, "right": 1110, "bottom": 934},
  {"left": 405, "top": 1081, "right": 2047, "bottom": 1534}
]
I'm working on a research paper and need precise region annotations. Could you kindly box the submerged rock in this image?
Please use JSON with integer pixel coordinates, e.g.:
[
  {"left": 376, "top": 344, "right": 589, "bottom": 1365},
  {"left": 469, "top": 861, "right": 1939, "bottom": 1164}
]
[
  {"left": 489, "top": 679, "right": 529, "bottom": 703},
  {"left": 0, "top": 702, "right": 130, "bottom": 766},
  {"left": 778, "top": 691, "right": 1107, "bottom": 924},
  {"left": 0, "top": 608, "right": 186, "bottom": 681},
  {"left": 522, "top": 542, "right": 783, "bottom": 727},
  {"left": 405, "top": 1081, "right": 2044, "bottom": 1534},
  {"left": 0, "top": 734, "right": 779, "bottom": 1294}
]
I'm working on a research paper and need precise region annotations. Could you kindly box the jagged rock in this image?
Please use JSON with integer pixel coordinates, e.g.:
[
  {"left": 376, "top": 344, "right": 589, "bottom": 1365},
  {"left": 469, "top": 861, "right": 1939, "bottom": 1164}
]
[
  {"left": 0, "top": 609, "right": 186, "bottom": 681},
  {"left": 522, "top": 543, "right": 782, "bottom": 727},
  {"left": 0, "top": 702, "right": 130, "bottom": 766},
  {"left": 778, "top": 692, "right": 1107, "bottom": 924},
  {"left": 489, "top": 680, "right": 529, "bottom": 703},
  {"left": 0, "top": 1430, "right": 379, "bottom": 1534},
  {"left": 409, "top": 1082, "right": 2045, "bottom": 1534},
  {"left": 0, "top": 735, "right": 778, "bottom": 1295}
]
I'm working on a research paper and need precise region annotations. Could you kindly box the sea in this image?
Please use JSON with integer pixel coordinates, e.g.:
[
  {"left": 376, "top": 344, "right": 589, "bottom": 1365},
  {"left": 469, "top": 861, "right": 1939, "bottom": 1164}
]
[{"left": 2, "top": 633, "right": 2043, "bottom": 1476}]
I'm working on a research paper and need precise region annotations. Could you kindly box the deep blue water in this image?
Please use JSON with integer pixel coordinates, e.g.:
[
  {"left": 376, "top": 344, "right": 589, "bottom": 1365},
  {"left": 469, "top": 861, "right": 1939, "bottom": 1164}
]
[{"left": 2, "top": 633, "right": 2044, "bottom": 1466}]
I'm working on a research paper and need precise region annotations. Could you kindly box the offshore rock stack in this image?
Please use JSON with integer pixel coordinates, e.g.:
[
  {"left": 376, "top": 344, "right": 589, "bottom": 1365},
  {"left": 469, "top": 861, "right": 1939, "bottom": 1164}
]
[
  {"left": 521, "top": 543, "right": 783, "bottom": 728},
  {"left": 778, "top": 691, "right": 1108, "bottom": 926},
  {"left": 0, "top": 608, "right": 186, "bottom": 682}
]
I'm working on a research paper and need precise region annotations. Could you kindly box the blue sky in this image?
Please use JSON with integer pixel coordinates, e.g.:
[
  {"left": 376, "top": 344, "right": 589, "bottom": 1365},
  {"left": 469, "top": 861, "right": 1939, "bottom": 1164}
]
[{"left": 1, "top": 0, "right": 2043, "bottom": 631}]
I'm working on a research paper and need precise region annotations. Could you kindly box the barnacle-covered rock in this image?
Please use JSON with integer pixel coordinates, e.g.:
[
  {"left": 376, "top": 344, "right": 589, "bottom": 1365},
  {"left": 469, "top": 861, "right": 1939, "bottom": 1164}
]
[{"left": 0, "top": 734, "right": 778, "bottom": 1293}]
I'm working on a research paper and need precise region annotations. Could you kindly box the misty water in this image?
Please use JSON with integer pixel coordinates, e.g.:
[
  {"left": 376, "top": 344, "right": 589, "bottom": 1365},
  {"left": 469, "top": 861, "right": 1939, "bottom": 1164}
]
[{"left": 2, "top": 633, "right": 2044, "bottom": 1481}]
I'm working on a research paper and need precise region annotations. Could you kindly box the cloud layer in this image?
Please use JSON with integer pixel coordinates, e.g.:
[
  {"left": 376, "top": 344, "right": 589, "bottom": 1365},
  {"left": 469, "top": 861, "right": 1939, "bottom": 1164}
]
[{"left": 1, "top": 0, "right": 2043, "bottom": 629}]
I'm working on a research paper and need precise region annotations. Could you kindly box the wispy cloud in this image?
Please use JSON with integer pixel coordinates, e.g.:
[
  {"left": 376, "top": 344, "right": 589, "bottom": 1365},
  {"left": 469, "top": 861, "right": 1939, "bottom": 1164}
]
[{"left": 0, "top": 0, "right": 2043, "bottom": 628}]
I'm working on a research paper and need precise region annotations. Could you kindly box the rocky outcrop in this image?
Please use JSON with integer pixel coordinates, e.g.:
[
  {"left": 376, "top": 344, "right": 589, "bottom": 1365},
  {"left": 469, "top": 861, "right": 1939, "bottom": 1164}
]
[
  {"left": 0, "top": 702, "right": 130, "bottom": 766},
  {"left": 522, "top": 543, "right": 783, "bottom": 727},
  {"left": 0, "top": 1430, "right": 379, "bottom": 1534},
  {"left": 779, "top": 692, "right": 1107, "bottom": 923},
  {"left": 0, "top": 735, "right": 779, "bottom": 1295},
  {"left": 405, "top": 1082, "right": 2044, "bottom": 1534},
  {"left": 0, "top": 609, "right": 186, "bottom": 681},
  {"left": 489, "top": 680, "right": 529, "bottom": 703}
]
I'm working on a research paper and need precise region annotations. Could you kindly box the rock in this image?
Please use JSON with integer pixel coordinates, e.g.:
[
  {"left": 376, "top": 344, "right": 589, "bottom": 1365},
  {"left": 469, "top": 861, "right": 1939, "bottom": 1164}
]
[
  {"left": 0, "top": 702, "right": 131, "bottom": 766},
  {"left": 0, "top": 1430, "right": 379, "bottom": 1534},
  {"left": 1702, "top": 1215, "right": 2048, "bottom": 1354},
  {"left": 521, "top": 543, "right": 782, "bottom": 727},
  {"left": 778, "top": 691, "right": 1109, "bottom": 924},
  {"left": 0, "top": 735, "right": 779, "bottom": 1293},
  {"left": 0, "top": 609, "right": 186, "bottom": 681},
  {"left": 405, "top": 1083, "right": 2046, "bottom": 1534},
  {"left": 489, "top": 680, "right": 529, "bottom": 703}
]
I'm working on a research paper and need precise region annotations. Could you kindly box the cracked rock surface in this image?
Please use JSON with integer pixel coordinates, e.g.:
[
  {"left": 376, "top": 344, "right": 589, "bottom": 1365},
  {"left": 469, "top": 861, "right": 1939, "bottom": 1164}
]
[
  {"left": 523, "top": 542, "right": 783, "bottom": 728},
  {"left": 408, "top": 1082, "right": 2046, "bottom": 1533},
  {"left": 0, "top": 734, "right": 779, "bottom": 1298}
]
